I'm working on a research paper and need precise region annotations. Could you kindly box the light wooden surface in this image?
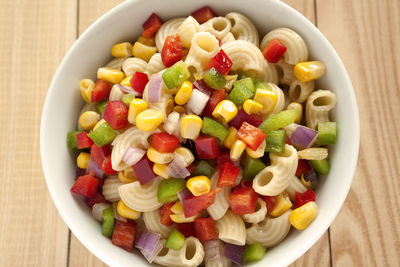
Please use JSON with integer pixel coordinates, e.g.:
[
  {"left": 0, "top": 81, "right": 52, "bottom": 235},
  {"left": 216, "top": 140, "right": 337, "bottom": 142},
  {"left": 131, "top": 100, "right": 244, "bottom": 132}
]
[{"left": 0, "top": 0, "right": 398, "bottom": 266}]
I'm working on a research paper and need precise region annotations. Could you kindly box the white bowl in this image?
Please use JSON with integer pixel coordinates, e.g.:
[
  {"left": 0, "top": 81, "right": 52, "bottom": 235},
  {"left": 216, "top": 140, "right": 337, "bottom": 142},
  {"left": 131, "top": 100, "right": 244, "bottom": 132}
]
[{"left": 40, "top": 0, "right": 360, "bottom": 266}]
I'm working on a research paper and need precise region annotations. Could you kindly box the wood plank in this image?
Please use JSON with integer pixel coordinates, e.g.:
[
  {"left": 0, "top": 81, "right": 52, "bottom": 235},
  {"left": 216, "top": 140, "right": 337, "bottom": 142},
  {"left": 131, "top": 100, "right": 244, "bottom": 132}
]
[
  {"left": 317, "top": 0, "right": 400, "bottom": 266},
  {"left": 0, "top": 0, "right": 77, "bottom": 266}
]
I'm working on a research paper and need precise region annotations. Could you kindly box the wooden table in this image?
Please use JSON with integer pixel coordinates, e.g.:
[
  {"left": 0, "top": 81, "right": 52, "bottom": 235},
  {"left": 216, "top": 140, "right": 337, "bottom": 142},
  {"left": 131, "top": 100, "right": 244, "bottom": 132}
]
[{"left": 1, "top": 0, "right": 398, "bottom": 266}]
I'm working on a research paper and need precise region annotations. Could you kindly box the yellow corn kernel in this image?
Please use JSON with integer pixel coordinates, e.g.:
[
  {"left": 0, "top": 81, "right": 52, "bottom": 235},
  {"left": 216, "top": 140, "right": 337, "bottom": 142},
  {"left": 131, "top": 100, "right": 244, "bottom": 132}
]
[
  {"left": 170, "top": 201, "right": 184, "bottom": 214},
  {"left": 224, "top": 126, "right": 238, "bottom": 149},
  {"left": 111, "top": 42, "right": 133, "bottom": 58},
  {"left": 269, "top": 192, "right": 293, "bottom": 217},
  {"left": 118, "top": 167, "right": 138, "bottom": 183},
  {"left": 300, "top": 175, "right": 312, "bottom": 188},
  {"left": 181, "top": 115, "right": 202, "bottom": 140},
  {"left": 137, "top": 35, "right": 155, "bottom": 46},
  {"left": 147, "top": 147, "right": 174, "bottom": 164},
  {"left": 187, "top": 176, "right": 211, "bottom": 196},
  {"left": 289, "top": 201, "right": 318, "bottom": 230},
  {"left": 173, "top": 147, "right": 195, "bottom": 167},
  {"left": 120, "top": 75, "right": 133, "bottom": 86},
  {"left": 254, "top": 89, "right": 278, "bottom": 115},
  {"left": 294, "top": 61, "right": 326, "bottom": 82},
  {"left": 287, "top": 102, "right": 303, "bottom": 124},
  {"left": 93, "top": 119, "right": 106, "bottom": 131},
  {"left": 117, "top": 200, "right": 141, "bottom": 220},
  {"left": 128, "top": 98, "right": 149, "bottom": 124},
  {"left": 243, "top": 99, "right": 263, "bottom": 115},
  {"left": 212, "top": 100, "right": 238, "bottom": 124},
  {"left": 79, "top": 111, "right": 100, "bottom": 130},
  {"left": 77, "top": 152, "right": 90, "bottom": 169},
  {"left": 97, "top": 67, "right": 125, "bottom": 84},
  {"left": 132, "top": 42, "right": 157, "bottom": 62},
  {"left": 175, "top": 81, "right": 193, "bottom": 105},
  {"left": 246, "top": 140, "right": 266, "bottom": 158},
  {"left": 173, "top": 106, "right": 186, "bottom": 113},
  {"left": 153, "top": 163, "right": 170, "bottom": 179},
  {"left": 136, "top": 109, "right": 164, "bottom": 131},
  {"left": 230, "top": 139, "right": 246, "bottom": 162},
  {"left": 80, "top": 79, "right": 95, "bottom": 103}
]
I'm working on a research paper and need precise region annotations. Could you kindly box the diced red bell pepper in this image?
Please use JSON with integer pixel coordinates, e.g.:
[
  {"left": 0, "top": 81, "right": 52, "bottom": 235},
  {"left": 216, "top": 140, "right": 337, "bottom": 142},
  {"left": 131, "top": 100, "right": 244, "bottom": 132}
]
[
  {"left": 228, "top": 109, "right": 263, "bottom": 130},
  {"left": 229, "top": 184, "right": 258, "bottom": 215},
  {"left": 191, "top": 6, "right": 217, "bottom": 24},
  {"left": 70, "top": 174, "right": 99, "bottom": 198},
  {"left": 261, "top": 195, "right": 277, "bottom": 214},
  {"left": 176, "top": 223, "right": 196, "bottom": 238},
  {"left": 217, "top": 162, "right": 240, "bottom": 187},
  {"left": 202, "top": 88, "right": 227, "bottom": 117},
  {"left": 285, "top": 135, "right": 292, "bottom": 145},
  {"left": 161, "top": 35, "right": 183, "bottom": 68},
  {"left": 194, "top": 136, "right": 220, "bottom": 159},
  {"left": 103, "top": 101, "right": 129, "bottom": 130},
  {"left": 91, "top": 144, "right": 111, "bottom": 167},
  {"left": 130, "top": 71, "right": 149, "bottom": 95},
  {"left": 194, "top": 217, "right": 218, "bottom": 242},
  {"left": 91, "top": 79, "right": 111, "bottom": 102},
  {"left": 102, "top": 155, "right": 117, "bottom": 175},
  {"left": 207, "top": 49, "right": 232, "bottom": 75},
  {"left": 262, "top": 39, "right": 287, "bottom": 63},
  {"left": 132, "top": 156, "right": 157, "bottom": 185},
  {"left": 183, "top": 189, "right": 219, "bottom": 218},
  {"left": 193, "top": 79, "right": 213, "bottom": 97},
  {"left": 142, "top": 13, "right": 163, "bottom": 38},
  {"left": 76, "top": 132, "right": 94, "bottom": 149},
  {"left": 151, "top": 132, "right": 180, "bottom": 153},
  {"left": 85, "top": 192, "right": 109, "bottom": 207},
  {"left": 237, "top": 122, "right": 266, "bottom": 150},
  {"left": 112, "top": 220, "right": 137, "bottom": 252},
  {"left": 159, "top": 203, "right": 174, "bottom": 226},
  {"left": 294, "top": 188, "right": 316, "bottom": 209},
  {"left": 216, "top": 149, "right": 233, "bottom": 168},
  {"left": 296, "top": 159, "right": 312, "bottom": 177}
]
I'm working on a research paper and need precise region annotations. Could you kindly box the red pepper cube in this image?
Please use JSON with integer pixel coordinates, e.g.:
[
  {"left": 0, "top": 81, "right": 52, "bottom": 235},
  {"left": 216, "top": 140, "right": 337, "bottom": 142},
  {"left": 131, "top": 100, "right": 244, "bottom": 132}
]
[
  {"left": 194, "top": 136, "right": 220, "bottom": 159},
  {"left": 194, "top": 217, "right": 218, "bottom": 242},
  {"left": 183, "top": 189, "right": 218, "bottom": 218},
  {"left": 193, "top": 79, "right": 214, "bottom": 97},
  {"left": 237, "top": 122, "right": 266, "bottom": 151},
  {"left": 176, "top": 223, "right": 196, "bottom": 238},
  {"left": 112, "top": 220, "right": 137, "bottom": 252},
  {"left": 70, "top": 174, "right": 99, "bottom": 198},
  {"left": 91, "top": 144, "right": 111, "bottom": 167},
  {"left": 161, "top": 35, "right": 183, "bottom": 68},
  {"left": 159, "top": 203, "right": 174, "bottom": 226},
  {"left": 102, "top": 155, "right": 117, "bottom": 175},
  {"left": 228, "top": 108, "right": 263, "bottom": 130},
  {"left": 202, "top": 88, "right": 227, "bottom": 117},
  {"left": 132, "top": 156, "right": 157, "bottom": 185},
  {"left": 103, "top": 101, "right": 129, "bottom": 130},
  {"left": 76, "top": 132, "right": 94, "bottom": 149},
  {"left": 207, "top": 49, "right": 233, "bottom": 75},
  {"left": 217, "top": 162, "right": 240, "bottom": 187},
  {"left": 229, "top": 185, "right": 258, "bottom": 215},
  {"left": 296, "top": 159, "right": 312, "bottom": 177},
  {"left": 91, "top": 79, "right": 111, "bottom": 102},
  {"left": 262, "top": 39, "right": 287, "bottom": 63},
  {"left": 191, "top": 6, "right": 217, "bottom": 24},
  {"left": 85, "top": 192, "right": 109, "bottom": 208},
  {"left": 285, "top": 135, "right": 292, "bottom": 145},
  {"left": 294, "top": 188, "right": 316, "bottom": 209},
  {"left": 216, "top": 149, "right": 233, "bottom": 168},
  {"left": 142, "top": 13, "right": 163, "bottom": 38},
  {"left": 130, "top": 71, "right": 149, "bottom": 95},
  {"left": 261, "top": 195, "right": 277, "bottom": 214},
  {"left": 151, "top": 132, "right": 180, "bottom": 153}
]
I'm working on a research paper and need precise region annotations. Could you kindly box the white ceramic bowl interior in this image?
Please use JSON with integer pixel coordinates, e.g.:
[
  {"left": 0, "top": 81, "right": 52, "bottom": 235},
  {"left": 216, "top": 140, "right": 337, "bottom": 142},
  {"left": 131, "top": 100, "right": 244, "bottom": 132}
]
[{"left": 40, "top": 0, "right": 360, "bottom": 266}]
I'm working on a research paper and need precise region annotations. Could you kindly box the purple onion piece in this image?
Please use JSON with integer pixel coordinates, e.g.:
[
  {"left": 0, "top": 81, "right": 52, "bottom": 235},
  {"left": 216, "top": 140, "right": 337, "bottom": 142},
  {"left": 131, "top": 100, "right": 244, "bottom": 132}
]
[
  {"left": 140, "top": 241, "right": 163, "bottom": 263},
  {"left": 178, "top": 188, "right": 193, "bottom": 203},
  {"left": 224, "top": 243, "right": 245, "bottom": 265},
  {"left": 135, "top": 230, "right": 161, "bottom": 252},
  {"left": 122, "top": 147, "right": 146, "bottom": 166},
  {"left": 167, "top": 157, "right": 190, "bottom": 178},
  {"left": 304, "top": 169, "right": 318, "bottom": 189},
  {"left": 204, "top": 239, "right": 221, "bottom": 261},
  {"left": 86, "top": 156, "right": 103, "bottom": 178},
  {"left": 147, "top": 73, "right": 162, "bottom": 103},
  {"left": 76, "top": 167, "right": 87, "bottom": 178},
  {"left": 290, "top": 125, "right": 318, "bottom": 148}
]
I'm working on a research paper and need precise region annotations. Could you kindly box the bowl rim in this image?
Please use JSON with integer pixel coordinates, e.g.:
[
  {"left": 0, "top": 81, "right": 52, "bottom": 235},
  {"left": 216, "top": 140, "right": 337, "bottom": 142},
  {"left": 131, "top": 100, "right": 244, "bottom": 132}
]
[{"left": 40, "top": 0, "right": 360, "bottom": 266}]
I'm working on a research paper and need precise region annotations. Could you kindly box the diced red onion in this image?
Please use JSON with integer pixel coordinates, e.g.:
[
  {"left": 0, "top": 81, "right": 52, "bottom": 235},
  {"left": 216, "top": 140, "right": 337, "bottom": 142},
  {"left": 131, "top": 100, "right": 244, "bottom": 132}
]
[
  {"left": 135, "top": 230, "right": 161, "bottom": 251},
  {"left": 122, "top": 147, "right": 146, "bottom": 166},
  {"left": 91, "top": 203, "right": 111, "bottom": 222},
  {"left": 290, "top": 125, "right": 318, "bottom": 148},
  {"left": 235, "top": 169, "right": 243, "bottom": 185},
  {"left": 232, "top": 157, "right": 241, "bottom": 167},
  {"left": 76, "top": 167, "right": 86, "bottom": 178},
  {"left": 113, "top": 202, "right": 127, "bottom": 223},
  {"left": 178, "top": 188, "right": 193, "bottom": 203},
  {"left": 224, "top": 243, "right": 244, "bottom": 265},
  {"left": 186, "top": 89, "right": 210, "bottom": 115},
  {"left": 204, "top": 239, "right": 220, "bottom": 261},
  {"left": 167, "top": 157, "right": 190, "bottom": 178},
  {"left": 140, "top": 241, "right": 163, "bottom": 263},
  {"left": 304, "top": 169, "right": 318, "bottom": 189},
  {"left": 147, "top": 73, "right": 163, "bottom": 102},
  {"left": 86, "top": 156, "right": 103, "bottom": 178},
  {"left": 117, "top": 83, "right": 139, "bottom": 95}
]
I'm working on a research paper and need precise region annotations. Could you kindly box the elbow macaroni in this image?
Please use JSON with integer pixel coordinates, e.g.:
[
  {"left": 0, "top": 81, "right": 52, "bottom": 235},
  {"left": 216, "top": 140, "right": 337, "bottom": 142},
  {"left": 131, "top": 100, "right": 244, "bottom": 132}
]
[
  {"left": 286, "top": 176, "right": 308, "bottom": 200},
  {"left": 216, "top": 210, "right": 246, "bottom": 246},
  {"left": 146, "top": 53, "right": 165, "bottom": 74},
  {"left": 143, "top": 209, "right": 173, "bottom": 239},
  {"left": 199, "top": 17, "right": 232, "bottom": 41},
  {"left": 155, "top": 17, "right": 186, "bottom": 52},
  {"left": 102, "top": 175, "right": 124, "bottom": 202},
  {"left": 242, "top": 198, "right": 267, "bottom": 224},
  {"left": 207, "top": 171, "right": 230, "bottom": 220},
  {"left": 122, "top": 57, "right": 148, "bottom": 76},
  {"left": 289, "top": 79, "right": 315, "bottom": 103},
  {"left": 306, "top": 89, "right": 337, "bottom": 129},
  {"left": 178, "top": 16, "right": 200, "bottom": 48},
  {"left": 225, "top": 12, "right": 259, "bottom": 46}
]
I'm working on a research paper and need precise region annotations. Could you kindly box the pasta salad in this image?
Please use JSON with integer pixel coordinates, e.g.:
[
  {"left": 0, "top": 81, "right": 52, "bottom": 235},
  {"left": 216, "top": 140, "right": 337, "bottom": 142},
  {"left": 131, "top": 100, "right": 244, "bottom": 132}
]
[{"left": 67, "top": 6, "right": 337, "bottom": 266}]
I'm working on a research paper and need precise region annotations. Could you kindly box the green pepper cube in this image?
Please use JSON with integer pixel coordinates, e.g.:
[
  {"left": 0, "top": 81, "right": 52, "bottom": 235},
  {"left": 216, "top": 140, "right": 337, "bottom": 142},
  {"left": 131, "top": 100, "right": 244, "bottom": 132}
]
[
  {"left": 193, "top": 160, "right": 215, "bottom": 177},
  {"left": 102, "top": 207, "right": 115, "bottom": 237},
  {"left": 310, "top": 159, "right": 330, "bottom": 175},
  {"left": 259, "top": 109, "right": 297, "bottom": 134},
  {"left": 201, "top": 117, "right": 229, "bottom": 143},
  {"left": 318, "top": 122, "right": 337, "bottom": 145},
  {"left": 157, "top": 178, "right": 187, "bottom": 203},
  {"left": 242, "top": 243, "right": 266, "bottom": 263},
  {"left": 244, "top": 156, "right": 266, "bottom": 181},
  {"left": 66, "top": 131, "right": 82, "bottom": 149},
  {"left": 203, "top": 67, "right": 227, "bottom": 89},
  {"left": 239, "top": 77, "right": 255, "bottom": 94},
  {"left": 254, "top": 79, "right": 270, "bottom": 90},
  {"left": 162, "top": 61, "right": 190, "bottom": 90},
  {"left": 121, "top": 94, "right": 135, "bottom": 105},
  {"left": 228, "top": 81, "right": 253, "bottom": 107},
  {"left": 265, "top": 130, "right": 286, "bottom": 153},
  {"left": 87, "top": 121, "right": 117, "bottom": 147},
  {"left": 165, "top": 229, "right": 186, "bottom": 250},
  {"left": 95, "top": 100, "right": 108, "bottom": 114}
]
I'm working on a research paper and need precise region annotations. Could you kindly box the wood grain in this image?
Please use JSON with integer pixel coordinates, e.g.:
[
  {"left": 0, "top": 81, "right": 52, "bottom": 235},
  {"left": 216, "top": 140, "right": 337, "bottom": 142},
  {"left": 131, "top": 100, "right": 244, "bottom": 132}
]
[
  {"left": 0, "top": 0, "right": 77, "bottom": 266},
  {"left": 317, "top": 0, "right": 400, "bottom": 266}
]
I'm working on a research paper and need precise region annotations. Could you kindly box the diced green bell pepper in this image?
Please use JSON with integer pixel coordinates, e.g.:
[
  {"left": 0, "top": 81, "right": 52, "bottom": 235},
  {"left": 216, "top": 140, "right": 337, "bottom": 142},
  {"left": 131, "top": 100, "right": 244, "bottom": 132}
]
[
  {"left": 227, "top": 78, "right": 255, "bottom": 106},
  {"left": 193, "top": 160, "right": 215, "bottom": 177},
  {"left": 239, "top": 77, "right": 255, "bottom": 94},
  {"left": 242, "top": 243, "right": 266, "bottom": 263},
  {"left": 259, "top": 109, "right": 297, "bottom": 134},
  {"left": 318, "top": 122, "right": 337, "bottom": 145},
  {"left": 157, "top": 178, "right": 187, "bottom": 203},
  {"left": 66, "top": 131, "right": 82, "bottom": 149},
  {"left": 254, "top": 79, "right": 270, "bottom": 90},
  {"left": 310, "top": 159, "right": 330, "bottom": 175},
  {"left": 265, "top": 130, "right": 286, "bottom": 153},
  {"left": 243, "top": 156, "right": 266, "bottom": 181},
  {"left": 162, "top": 61, "right": 190, "bottom": 89},
  {"left": 121, "top": 94, "right": 135, "bottom": 105},
  {"left": 87, "top": 121, "right": 117, "bottom": 147},
  {"left": 102, "top": 207, "right": 115, "bottom": 237},
  {"left": 203, "top": 67, "right": 226, "bottom": 89},
  {"left": 95, "top": 101, "right": 108, "bottom": 114},
  {"left": 165, "top": 229, "right": 186, "bottom": 250},
  {"left": 201, "top": 117, "right": 229, "bottom": 143}
]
